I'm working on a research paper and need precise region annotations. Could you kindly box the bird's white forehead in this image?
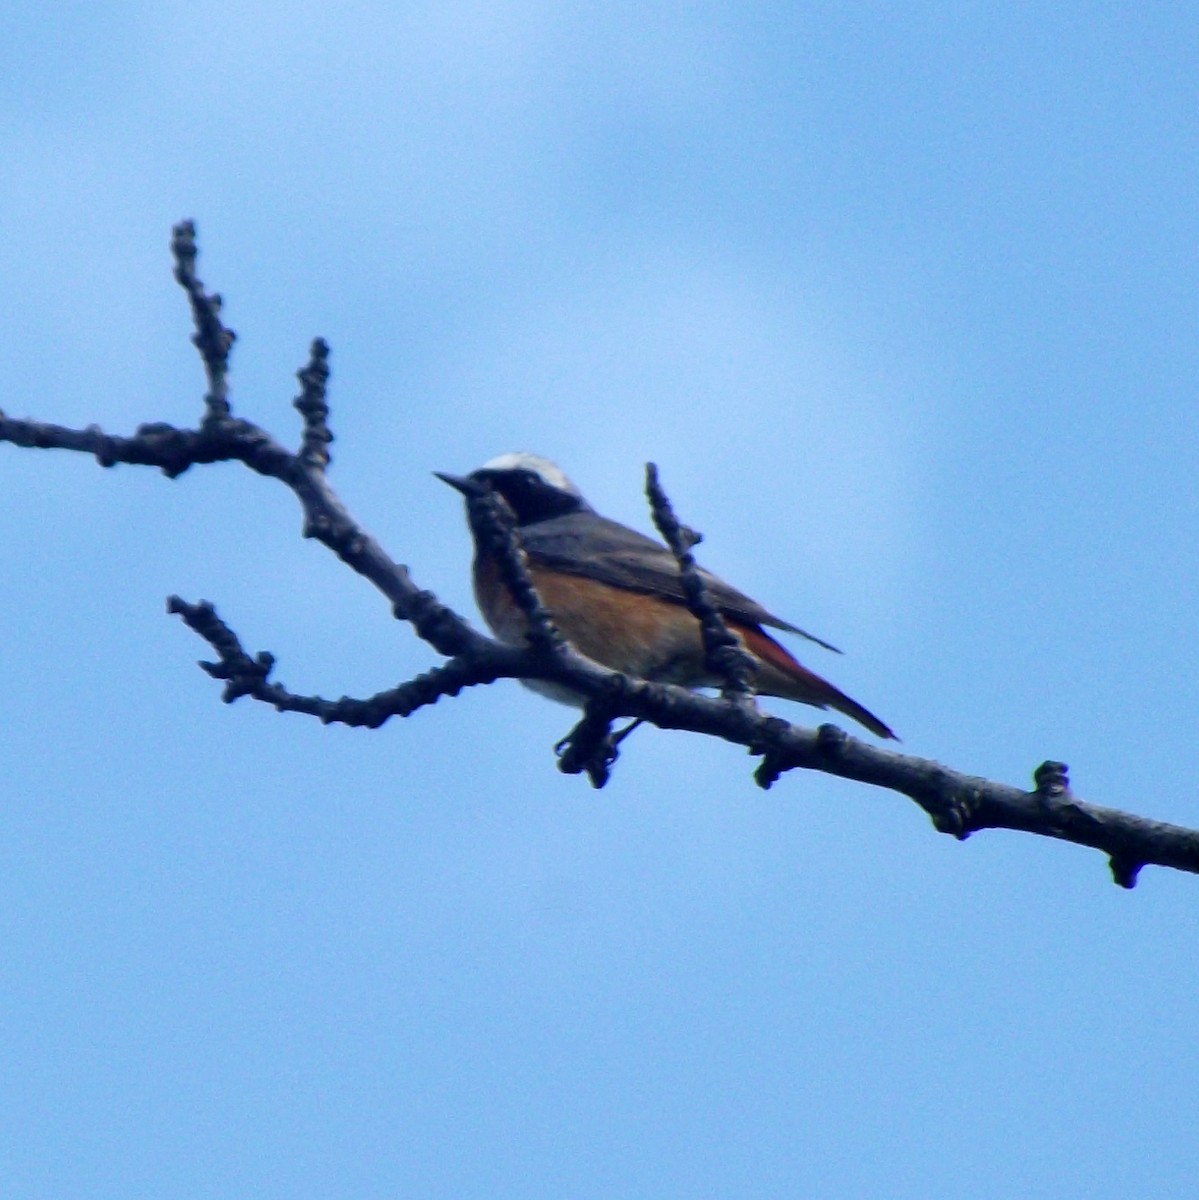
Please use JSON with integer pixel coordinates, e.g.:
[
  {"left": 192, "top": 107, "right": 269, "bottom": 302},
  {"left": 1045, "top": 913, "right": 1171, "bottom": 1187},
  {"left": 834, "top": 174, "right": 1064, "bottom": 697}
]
[{"left": 479, "top": 451, "right": 580, "bottom": 494}]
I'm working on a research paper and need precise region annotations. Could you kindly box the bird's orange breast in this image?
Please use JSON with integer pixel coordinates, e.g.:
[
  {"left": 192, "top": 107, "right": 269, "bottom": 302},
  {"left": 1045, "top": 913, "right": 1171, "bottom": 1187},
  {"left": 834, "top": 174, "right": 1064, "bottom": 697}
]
[
  {"left": 473, "top": 554, "right": 708, "bottom": 684},
  {"left": 471, "top": 551, "right": 896, "bottom": 737}
]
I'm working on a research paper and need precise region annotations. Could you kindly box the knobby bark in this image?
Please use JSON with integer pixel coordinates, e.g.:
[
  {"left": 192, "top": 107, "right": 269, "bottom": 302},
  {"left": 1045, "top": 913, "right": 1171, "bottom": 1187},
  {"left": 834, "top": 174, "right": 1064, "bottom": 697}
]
[{"left": 2, "top": 221, "right": 1196, "bottom": 889}]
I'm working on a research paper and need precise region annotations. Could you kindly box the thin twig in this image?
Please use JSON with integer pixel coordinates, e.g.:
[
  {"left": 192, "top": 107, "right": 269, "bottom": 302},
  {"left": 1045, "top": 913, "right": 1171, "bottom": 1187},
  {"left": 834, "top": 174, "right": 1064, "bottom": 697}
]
[
  {"left": 3, "top": 220, "right": 1198, "bottom": 887},
  {"left": 293, "top": 338, "right": 332, "bottom": 470},
  {"left": 645, "top": 462, "right": 757, "bottom": 701},
  {"left": 167, "top": 596, "right": 502, "bottom": 724},
  {"left": 465, "top": 483, "right": 565, "bottom": 654},
  {"left": 170, "top": 220, "right": 235, "bottom": 421}
]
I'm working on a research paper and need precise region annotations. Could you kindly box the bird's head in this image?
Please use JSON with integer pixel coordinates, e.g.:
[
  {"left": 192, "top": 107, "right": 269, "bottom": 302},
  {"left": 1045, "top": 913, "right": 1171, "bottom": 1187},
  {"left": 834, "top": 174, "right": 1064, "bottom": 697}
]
[{"left": 435, "top": 452, "right": 593, "bottom": 525}]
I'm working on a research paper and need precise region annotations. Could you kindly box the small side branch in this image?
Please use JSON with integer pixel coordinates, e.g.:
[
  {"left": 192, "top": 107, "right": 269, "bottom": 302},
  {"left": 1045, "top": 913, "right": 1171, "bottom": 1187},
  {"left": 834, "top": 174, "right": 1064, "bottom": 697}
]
[
  {"left": 3, "top": 219, "right": 1198, "bottom": 889},
  {"left": 751, "top": 722, "right": 1199, "bottom": 885},
  {"left": 167, "top": 596, "right": 503, "bottom": 725},
  {"left": 645, "top": 463, "right": 757, "bottom": 701},
  {"left": 171, "top": 220, "right": 235, "bottom": 420},
  {"left": 294, "top": 338, "right": 332, "bottom": 470},
  {"left": 465, "top": 484, "right": 565, "bottom": 654}
]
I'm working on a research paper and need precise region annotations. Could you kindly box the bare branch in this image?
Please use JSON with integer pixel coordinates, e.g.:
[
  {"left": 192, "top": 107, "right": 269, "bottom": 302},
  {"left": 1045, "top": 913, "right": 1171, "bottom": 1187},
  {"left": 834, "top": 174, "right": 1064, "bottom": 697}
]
[
  {"left": 463, "top": 482, "right": 564, "bottom": 655},
  {"left": 3, "top": 220, "right": 1198, "bottom": 888},
  {"left": 171, "top": 220, "right": 235, "bottom": 421},
  {"left": 167, "top": 596, "right": 502, "bottom": 724},
  {"left": 293, "top": 338, "right": 332, "bottom": 470},
  {"left": 645, "top": 462, "right": 757, "bottom": 703}
]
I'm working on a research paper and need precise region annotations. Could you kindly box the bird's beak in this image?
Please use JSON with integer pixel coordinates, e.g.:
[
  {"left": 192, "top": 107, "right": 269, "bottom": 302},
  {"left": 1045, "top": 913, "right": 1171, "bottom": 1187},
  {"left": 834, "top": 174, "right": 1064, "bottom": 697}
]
[{"left": 434, "top": 471, "right": 480, "bottom": 496}]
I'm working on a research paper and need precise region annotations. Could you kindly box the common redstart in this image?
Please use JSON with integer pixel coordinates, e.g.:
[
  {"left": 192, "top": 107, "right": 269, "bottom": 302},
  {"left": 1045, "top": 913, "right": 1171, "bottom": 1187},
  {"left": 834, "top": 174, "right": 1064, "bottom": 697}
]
[{"left": 437, "top": 453, "right": 895, "bottom": 739}]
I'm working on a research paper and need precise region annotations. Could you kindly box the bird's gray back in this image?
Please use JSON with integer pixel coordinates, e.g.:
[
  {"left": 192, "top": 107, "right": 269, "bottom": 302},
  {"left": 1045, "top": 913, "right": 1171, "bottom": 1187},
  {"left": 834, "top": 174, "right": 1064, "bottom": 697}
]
[{"left": 519, "top": 512, "right": 839, "bottom": 651}]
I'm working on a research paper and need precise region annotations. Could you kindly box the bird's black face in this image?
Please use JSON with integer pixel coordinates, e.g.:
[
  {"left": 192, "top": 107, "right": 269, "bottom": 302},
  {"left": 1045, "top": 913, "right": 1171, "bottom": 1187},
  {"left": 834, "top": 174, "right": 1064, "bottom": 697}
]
[{"left": 466, "top": 467, "right": 590, "bottom": 526}]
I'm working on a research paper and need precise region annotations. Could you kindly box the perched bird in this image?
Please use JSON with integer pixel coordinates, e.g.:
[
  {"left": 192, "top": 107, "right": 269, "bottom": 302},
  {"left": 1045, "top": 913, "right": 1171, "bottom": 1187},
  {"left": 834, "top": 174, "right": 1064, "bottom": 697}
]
[{"left": 437, "top": 453, "right": 895, "bottom": 739}]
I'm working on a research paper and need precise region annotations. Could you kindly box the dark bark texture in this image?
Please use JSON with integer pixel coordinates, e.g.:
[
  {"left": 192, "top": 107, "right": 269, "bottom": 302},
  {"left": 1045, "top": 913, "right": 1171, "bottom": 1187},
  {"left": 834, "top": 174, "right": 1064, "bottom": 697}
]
[{"left": 3, "top": 222, "right": 1196, "bottom": 889}]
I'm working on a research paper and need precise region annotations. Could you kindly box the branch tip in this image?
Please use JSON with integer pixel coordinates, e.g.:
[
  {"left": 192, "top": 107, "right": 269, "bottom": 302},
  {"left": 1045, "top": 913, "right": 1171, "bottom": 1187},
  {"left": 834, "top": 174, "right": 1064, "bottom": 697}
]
[
  {"left": 294, "top": 337, "right": 333, "bottom": 470},
  {"left": 170, "top": 218, "right": 236, "bottom": 420}
]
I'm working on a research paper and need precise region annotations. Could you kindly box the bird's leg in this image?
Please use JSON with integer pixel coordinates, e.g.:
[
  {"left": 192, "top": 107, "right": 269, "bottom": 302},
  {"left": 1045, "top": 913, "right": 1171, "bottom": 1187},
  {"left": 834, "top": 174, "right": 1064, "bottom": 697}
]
[{"left": 555, "top": 714, "right": 643, "bottom": 788}]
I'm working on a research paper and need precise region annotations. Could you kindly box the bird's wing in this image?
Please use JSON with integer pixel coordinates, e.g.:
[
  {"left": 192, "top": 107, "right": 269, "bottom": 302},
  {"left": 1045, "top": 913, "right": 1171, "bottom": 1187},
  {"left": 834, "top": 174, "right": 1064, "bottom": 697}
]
[{"left": 520, "top": 513, "right": 842, "bottom": 654}]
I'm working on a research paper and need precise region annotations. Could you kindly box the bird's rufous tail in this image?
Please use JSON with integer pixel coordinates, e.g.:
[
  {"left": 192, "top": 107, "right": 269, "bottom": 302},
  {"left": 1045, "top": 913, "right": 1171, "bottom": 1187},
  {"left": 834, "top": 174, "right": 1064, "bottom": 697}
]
[{"left": 736, "top": 623, "right": 897, "bottom": 740}]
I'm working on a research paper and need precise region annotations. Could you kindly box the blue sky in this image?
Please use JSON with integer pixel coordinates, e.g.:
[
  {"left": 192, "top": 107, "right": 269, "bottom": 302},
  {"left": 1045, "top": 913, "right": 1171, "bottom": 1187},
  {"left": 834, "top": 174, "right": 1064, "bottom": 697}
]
[{"left": 2, "top": 3, "right": 1198, "bottom": 1196}]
